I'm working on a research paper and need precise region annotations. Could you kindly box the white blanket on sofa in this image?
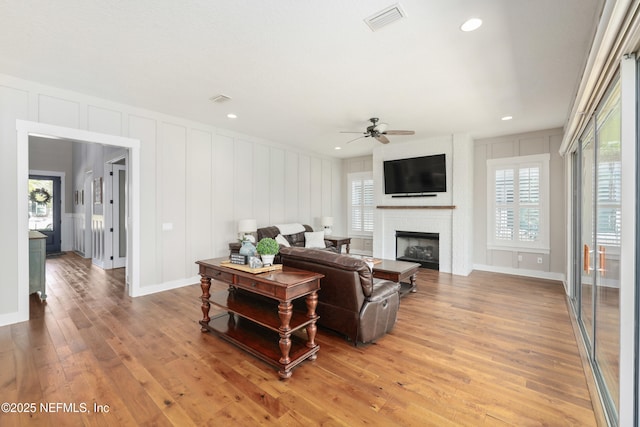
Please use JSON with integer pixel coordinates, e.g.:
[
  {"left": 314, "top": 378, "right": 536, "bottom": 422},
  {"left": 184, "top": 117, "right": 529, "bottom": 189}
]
[{"left": 275, "top": 223, "right": 305, "bottom": 235}]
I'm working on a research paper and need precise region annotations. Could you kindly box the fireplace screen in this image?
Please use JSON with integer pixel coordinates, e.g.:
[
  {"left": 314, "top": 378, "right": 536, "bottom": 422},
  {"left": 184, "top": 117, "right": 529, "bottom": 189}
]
[{"left": 396, "top": 231, "right": 439, "bottom": 270}]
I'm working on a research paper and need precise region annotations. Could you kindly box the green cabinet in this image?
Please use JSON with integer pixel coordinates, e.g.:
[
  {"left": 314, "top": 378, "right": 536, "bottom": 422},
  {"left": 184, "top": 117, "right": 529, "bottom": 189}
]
[{"left": 29, "top": 231, "right": 47, "bottom": 300}]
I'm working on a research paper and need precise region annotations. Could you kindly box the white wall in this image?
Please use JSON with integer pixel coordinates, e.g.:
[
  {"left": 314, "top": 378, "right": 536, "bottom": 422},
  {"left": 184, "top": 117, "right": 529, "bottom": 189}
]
[
  {"left": 473, "top": 128, "right": 565, "bottom": 280},
  {"left": 342, "top": 155, "right": 374, "bottom": 254},
  {"left": 0, "top": 73, "right": 342, "bottom": 326}
]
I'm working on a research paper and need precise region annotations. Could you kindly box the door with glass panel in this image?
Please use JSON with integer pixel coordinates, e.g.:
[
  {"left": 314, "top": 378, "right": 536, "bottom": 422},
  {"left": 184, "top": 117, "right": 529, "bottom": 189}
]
[
  {"left": 28, "top": 175, "right": 61, "bottom": 254},
  {"left": 574, "top": 78, "right": 621, "bottom": 422},
  {"left": 594, "top": 81, "right": 621, "bottom": 416}
]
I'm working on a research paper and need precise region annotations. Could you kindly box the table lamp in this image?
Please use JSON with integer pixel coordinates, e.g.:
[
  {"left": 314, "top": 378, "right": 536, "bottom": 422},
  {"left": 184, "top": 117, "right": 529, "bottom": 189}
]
[
  {"left": 321, "top": 216, "right": 333, "bottom": 235},
  {"left": 238, "top": 219, "right": 257, "bottom": 243}
]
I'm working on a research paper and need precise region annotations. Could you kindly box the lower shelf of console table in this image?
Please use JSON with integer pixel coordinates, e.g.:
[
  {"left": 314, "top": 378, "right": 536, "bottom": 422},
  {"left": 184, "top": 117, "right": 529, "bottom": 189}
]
[
  {"left": 201, "top": 290, "right": 319, "bottom": 377},
  {"left": 196, "top": 257, "right": 323, "bottom": 379}
]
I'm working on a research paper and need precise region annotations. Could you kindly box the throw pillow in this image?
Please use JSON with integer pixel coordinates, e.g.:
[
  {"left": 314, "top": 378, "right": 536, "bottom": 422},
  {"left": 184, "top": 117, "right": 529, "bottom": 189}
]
[
  {"left": 304, "top": 231, "right": 326, "bottom": 248},
  {"left": 275, "top": 234, "right": 291, "bottom": 247}
]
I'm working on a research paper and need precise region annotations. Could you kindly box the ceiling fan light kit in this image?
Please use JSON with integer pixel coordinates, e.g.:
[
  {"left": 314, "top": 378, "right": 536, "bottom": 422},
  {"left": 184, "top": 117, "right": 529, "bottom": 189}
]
[{"left": 341, "top": 117, "right": 415, "bottom": 144}]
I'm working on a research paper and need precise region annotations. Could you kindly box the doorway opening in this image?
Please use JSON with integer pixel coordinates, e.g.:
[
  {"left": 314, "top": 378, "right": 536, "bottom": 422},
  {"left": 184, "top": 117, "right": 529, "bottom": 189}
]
[{"left": 16, "top": 120, "right": 141, "bottom": 325}]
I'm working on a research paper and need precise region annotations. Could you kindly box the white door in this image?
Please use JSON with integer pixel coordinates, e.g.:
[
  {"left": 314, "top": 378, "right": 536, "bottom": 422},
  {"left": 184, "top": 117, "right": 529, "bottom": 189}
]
[
  {"left": 83, "top": 171, "right": 93, "bottom": 258},
  {"left": 111, "top": 164, "right": 127, "bottom": 268}
]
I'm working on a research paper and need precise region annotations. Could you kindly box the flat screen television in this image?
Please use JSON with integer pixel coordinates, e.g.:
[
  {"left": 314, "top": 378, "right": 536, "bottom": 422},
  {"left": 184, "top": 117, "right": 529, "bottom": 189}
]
[{"left": 383, "top": 154, "right": 446, "bottom": 194}]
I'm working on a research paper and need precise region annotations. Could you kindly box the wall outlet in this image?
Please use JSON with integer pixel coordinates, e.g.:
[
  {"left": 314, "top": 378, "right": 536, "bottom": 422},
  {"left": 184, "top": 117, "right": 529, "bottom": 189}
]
[{"left": 537, "top": 257, "right": 543, "bottom": 264}]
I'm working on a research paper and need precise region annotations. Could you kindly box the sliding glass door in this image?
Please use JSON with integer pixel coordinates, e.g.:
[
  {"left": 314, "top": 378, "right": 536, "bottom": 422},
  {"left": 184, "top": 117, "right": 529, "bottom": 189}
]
[
  {"left": 594, "top": 81, "right": 621, "bottom": 414},
  {"left": 573, "top": 77, "right": 621, "bottom": 423},
  {"left": 580, "top": 125, "right": 596, "bottom": 349}
]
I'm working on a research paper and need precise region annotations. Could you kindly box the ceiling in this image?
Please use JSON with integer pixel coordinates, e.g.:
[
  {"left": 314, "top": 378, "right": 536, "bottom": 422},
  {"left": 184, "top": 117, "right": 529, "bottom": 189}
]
[{"left": 0, "top": 0, "right": 603, "bottom": 158}]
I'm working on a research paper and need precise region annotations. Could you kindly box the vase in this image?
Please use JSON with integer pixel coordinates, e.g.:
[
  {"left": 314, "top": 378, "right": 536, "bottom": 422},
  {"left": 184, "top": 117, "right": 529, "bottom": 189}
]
[
  {"left": 239, "top": 240, "right": 256, "bottom": 258},
  {"left": 261, "top": 254, "right": 275, "bottom": 266}
]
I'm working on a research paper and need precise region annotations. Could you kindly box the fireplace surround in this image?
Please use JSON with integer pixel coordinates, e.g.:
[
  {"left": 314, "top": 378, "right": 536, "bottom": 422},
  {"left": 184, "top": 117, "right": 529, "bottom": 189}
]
[{"left": 396, "top": 231, "right": 440, "bottom": 270}]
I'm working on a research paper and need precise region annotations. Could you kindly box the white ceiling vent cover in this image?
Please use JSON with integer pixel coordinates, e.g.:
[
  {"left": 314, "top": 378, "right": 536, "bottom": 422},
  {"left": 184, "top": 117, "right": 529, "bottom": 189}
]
[
  {"left": 365, "top": 3, "right": 406, "bottom": 32},
  {"left": 209, "top": 94, "right": 232, "bottom": 103}
]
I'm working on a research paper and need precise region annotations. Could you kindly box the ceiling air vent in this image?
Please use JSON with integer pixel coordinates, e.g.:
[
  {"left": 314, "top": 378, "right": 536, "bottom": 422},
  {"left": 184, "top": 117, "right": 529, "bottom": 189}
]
[
  {"left": 209, "top": 94, "right": 232, "bottom": 103},
  {"left": 364, "top": 3, "right": 406, "bottom": 32}
]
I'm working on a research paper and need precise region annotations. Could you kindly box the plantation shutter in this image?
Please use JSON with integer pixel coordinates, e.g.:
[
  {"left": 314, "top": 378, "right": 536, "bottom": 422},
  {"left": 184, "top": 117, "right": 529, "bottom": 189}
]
[
  {"left": 494, "top": 168, "right": 514, "bottom": 241},
  {"left": 488, "top": 155, "right": 547, "bottom": 250},
  {"left": 362, "top": 179, "right": 374, "bottom": 232},
  {"left": 351, "top": 179, "right": 362, "bottom": 232},
  {"left": 518, "top": 167, "right": 540, "bottom": 242},
  {"left": 349, "top": 174, "right": 374, "bottom": 235},
  {"left": 596, "top": 161, "right": 621, "bottom": 246}
]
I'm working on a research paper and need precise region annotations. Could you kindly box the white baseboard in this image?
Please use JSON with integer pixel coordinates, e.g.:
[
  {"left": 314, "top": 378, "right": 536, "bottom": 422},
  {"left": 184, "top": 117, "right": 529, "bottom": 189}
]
[
  {"left": 473, "top": 264, "right": 565, "bottom": 282},
  {"left": 0, "top": 310, "right": 29, "bottom": 328},
  {"left": 131, "top": 275, "right": 200, "bottom": 297}
]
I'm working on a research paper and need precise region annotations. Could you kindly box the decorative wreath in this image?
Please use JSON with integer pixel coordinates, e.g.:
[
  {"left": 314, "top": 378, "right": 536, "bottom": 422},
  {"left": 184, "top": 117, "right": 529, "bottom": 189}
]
[{"left": 29, "top": 188, "right": 52, "bottom": 204}]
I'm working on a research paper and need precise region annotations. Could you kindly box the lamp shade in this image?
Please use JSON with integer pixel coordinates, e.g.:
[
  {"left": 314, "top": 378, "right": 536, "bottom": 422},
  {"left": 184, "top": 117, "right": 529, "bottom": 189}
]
[
  {"left": 238, "top": 219, "right": 257, "bottom": 233},
  {"left": 321, "top": 216, "right": 334, "bottom": 227}
]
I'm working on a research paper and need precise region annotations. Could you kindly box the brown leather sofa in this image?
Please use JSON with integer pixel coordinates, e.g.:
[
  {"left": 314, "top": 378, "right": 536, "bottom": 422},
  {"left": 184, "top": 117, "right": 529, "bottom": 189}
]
[
  {"left": 257, "top": 224, "right": 336, "bottom": 262},
  {"left": 279, "top": 247, "right": 401, "bottom": 345},
  {"left": 257, "top": 224, "right": 334, "bottom": 248}
]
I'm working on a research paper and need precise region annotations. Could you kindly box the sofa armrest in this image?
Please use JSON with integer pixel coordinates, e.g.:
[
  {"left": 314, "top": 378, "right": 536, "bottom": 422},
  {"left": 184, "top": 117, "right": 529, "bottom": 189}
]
[{"left": 366, "top": 279, "right": 401, "bottom": 303}]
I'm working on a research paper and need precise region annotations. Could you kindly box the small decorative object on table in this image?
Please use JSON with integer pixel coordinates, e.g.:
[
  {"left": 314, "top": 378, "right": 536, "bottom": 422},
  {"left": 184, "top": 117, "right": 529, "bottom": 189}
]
[
  {"left": 239, "top": 240, "right": 256, "bottom": 260},
  {"left": 249, "top": 256, "right": 263, "bottom": 269},
  {"left": 256, "top": 237, "right": 279, "bottom": 266},
  {"left": 237, "top": 219, "right": 258, "bottom": 263},
  {"left": 230, "top": 253, "right": 247, "bottom": 265}
]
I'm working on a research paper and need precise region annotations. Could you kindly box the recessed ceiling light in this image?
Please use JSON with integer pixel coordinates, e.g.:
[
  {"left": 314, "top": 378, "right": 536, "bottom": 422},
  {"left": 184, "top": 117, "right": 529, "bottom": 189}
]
[
  {"left": 501, "top": 116, "right": 513, "bottom": 121},
  {"left": 461, "top": 18, "right": 482, "bottom": 32},
  {"left": 334, "top": 146, "right": 342, "bottom": 150},
  {"left": 227, "top": 113, "right": 237, "bottom": 119}
]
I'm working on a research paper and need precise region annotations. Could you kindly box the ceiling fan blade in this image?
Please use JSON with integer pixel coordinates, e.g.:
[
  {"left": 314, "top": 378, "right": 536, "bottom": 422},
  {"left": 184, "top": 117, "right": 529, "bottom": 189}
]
[
  {"left": 340, "top": 131, "right": 366, "bottom": 134},
  {"left": 384, "top": 130, "right": 415, "bottom": 135},
  {"left": 346, "top": 135, "right": 368, "bottom": 144},
  {"left": 375, "top": 134, "right": 390, "bottom": 144}
]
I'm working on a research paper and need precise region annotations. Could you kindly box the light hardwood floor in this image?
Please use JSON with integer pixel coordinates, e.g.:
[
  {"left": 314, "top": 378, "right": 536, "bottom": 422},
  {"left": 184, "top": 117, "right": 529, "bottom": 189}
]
[{"left": 0, "top": 252, "right": 598, "bottom": 426}]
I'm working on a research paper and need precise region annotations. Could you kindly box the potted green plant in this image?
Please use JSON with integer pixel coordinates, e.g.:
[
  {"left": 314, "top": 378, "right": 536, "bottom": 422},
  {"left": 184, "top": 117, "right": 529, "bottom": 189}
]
[{"left": 256, "top": 237, "right": 279, "bottom": 266}]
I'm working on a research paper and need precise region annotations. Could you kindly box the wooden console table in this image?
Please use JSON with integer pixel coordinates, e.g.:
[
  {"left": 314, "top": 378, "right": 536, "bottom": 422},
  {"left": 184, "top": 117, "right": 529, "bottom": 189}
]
[{"left": 196, "top": 257, "right": 323, "bottom": 379}]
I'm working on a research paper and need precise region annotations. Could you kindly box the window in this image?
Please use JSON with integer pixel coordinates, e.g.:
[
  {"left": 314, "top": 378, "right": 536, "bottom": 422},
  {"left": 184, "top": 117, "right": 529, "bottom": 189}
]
[
  {"left": 596, "top": 158, "right": 621, "bottom": 247},
  {"left": 348, "top": 172, "right": 374, "bottom": 235},
  {"left": 487, "top": 154, "right": 550, "bottom": 252}
]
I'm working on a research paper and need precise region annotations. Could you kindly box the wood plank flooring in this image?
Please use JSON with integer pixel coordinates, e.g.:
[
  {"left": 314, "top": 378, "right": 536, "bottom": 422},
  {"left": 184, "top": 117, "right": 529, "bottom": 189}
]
[{"left": 0, "top": 252, "right": 598, "bottom": 426}]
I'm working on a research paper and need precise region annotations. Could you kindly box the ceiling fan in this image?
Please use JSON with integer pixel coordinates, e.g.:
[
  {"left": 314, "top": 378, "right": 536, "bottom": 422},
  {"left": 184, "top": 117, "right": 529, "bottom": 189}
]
[{"left": 341, "top": 117, "right": 415, "bottom": 144}]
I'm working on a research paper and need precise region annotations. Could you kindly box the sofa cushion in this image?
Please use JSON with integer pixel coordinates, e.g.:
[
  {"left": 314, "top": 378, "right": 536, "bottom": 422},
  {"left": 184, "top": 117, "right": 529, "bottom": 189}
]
[
  {"left": 275, "top": 234, "right": 291, "bottom": 247},
  {"left": 257, "top": 226, "right": 280, "bottom": 240},
  {"left": 304, "top": 231, "right": 326, "bottom": 248},
  {"left": 287, "top": 231, "right": 307, "bottom": 247}
]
